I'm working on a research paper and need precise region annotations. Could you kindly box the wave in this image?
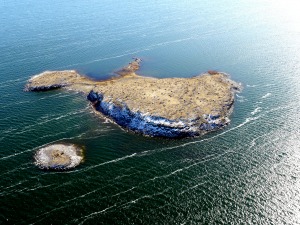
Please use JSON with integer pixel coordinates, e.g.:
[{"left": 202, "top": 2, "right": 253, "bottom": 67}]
[
  {"left": 0, "top": 135, "right": 80, "bottom": 161},
  {"left": 246, "top": 84, "right": 258, "bottom": 88},
  {"left": 1, "top": 100, "right": 31, "bottom": 109},
  {"left": 262, "top": 84, "right": 276, "bottom": 87},
  {"left": 0, "top": 77, "right": 27, "bottom": 87},
  {"left": 236, "top": 94, "right": 247, "bottom": 102},
  {"left": 0, "top": 112, "right": 261, "bottom": 171},
  {"left": 137, "top": 115, "right": 261, "bottom": 158},
  {"left": 1, "top": 107, "right": 87, "bottom": 137},
  {"left": 179, "top": 181, "right": 207, "bottom": 195},
  {"left": 0, "top": 162, "right": 31, "bottom": 177},
  {"left": 0, "top": 148, "right": 35, "bottom": 161},
  {"left": 0, "top": 180, "right": 26, "bottom": 192},
  {"left": 251, "top": 107, "right": 262, "bottom": 115},
  {"left": 57, "top": 37, "right": 195, "bottom": 70},
  {"left": 27, "top": 112, "right": 263, "bottom": 222},
  {"left": 76, "top": 187, "right": 171, "bottom": 224},
  {"left": 262, "top": 93, "right": 272, "bottom": 99},
  {"left": 1, "top": 183, "right": 55, "bottom": 197},
  {"left": 78, "top": 153, "right": 137, "bottom": 173}
]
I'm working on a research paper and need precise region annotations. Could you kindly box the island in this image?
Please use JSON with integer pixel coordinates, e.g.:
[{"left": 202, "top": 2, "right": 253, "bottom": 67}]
[
  {"left": 34, "top": 143, "right": 84, "bottom": 170},
  {"left": 25, "top": 58, "right": 241, "bottom": 138}
]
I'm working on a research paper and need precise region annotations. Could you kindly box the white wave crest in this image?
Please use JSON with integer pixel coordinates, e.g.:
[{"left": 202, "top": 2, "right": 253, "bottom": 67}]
[
  {"left": 262, "top": 93, "right": 272, "bottom": 99},
  {"left": 251, "top": 107, "right": 262, "bottom": 115}
]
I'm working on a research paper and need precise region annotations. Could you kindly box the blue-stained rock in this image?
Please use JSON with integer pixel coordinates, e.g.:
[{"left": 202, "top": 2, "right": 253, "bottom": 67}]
[
  {"left": 87, "top": 90, "right": 98, "bottom": 102},
  {"left": 90, "top": 99, "right": 199, "bottom": 138},
  {"left": 86, "top": 91, "right": 230, "bottom": 137},
  {"left": 87, "top": 90, "right": 103, "bottom": 102},
  {"left": 209, "top": 114, "right": 220, "bottom": 120},
  {"left": 200, "top": 123, "right": 220, "bottom": 131}
]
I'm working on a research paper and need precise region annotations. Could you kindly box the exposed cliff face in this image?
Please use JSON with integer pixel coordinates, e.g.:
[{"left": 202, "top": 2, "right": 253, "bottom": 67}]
[
  {"left": 87, "top": 90, "right": 233, "bottom": 138},
  {"left": 25, "top": 58, "right": 241, "bottom": 138}
]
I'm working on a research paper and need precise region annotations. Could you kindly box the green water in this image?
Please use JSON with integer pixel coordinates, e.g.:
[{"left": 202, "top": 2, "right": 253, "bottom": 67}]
[{"left": 1, "top": 0, "right": 300, "bottom": 224}]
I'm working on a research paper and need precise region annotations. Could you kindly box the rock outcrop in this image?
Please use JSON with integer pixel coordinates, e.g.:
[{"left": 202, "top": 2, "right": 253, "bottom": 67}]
[
  {"left": 34, "top": 143, "right": 84, "bottom": 170},
  {"left": 25, "top": 58, "right": 241, "bottom": 138}
]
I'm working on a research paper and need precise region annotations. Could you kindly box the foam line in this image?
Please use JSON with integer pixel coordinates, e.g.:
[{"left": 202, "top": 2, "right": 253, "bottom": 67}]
[
  {"left": 5, "top": 108, "right": 87, "bottom": 136},
  {"left": 137, "top": 115, "right": 261, "bottom": 158},
  {"left": 57, "top": 37, "right": 194, "bottom": 69},
  {"left": 262, "top": 93, "right": 272, "bottom": 99},
  {"left": 0, "top": 137, "right": 74, "bottom": 161},
  {"left": 0, "top": 77, "right": 27, "bottom": 85},
  {"left": 0, "top": 148, "right": 35, "bottom": 161},
  {"left": 251, "top": 107, "right": 262, "bottom": 115},
  {"left": 78, "top": 153, "right": 137, "bottom": 172},
  {"left": 0, "top": 163, "right": 31, "bottom": 177},
  {"left": 77, "top": 188, "right": 171, "bottom": 224},
  {"left": 179, "top": 181, "right": 207, "bottom": 195}
]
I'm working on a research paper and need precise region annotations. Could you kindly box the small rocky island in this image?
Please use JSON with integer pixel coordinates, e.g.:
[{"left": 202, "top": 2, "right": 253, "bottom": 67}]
[
  {"left": 25, "top": 58, "right": 241, "bottom": 138},
  {"left": 34, "top": 143, "right": 84, "bottom": 170}
]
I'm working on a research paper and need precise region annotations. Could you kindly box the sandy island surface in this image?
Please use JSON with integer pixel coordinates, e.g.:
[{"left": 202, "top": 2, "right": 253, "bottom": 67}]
[{"left": 25, "top": 58, "right": 241, "bottom": 137}]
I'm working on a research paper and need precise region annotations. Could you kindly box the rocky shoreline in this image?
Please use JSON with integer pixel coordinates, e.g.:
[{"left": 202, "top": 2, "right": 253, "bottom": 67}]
[
  {"left": 87, "top": 90, "right": 232, "bottom": 137},
  {"left": 25, "top": 58, "right": 241, "bottom": 138}
]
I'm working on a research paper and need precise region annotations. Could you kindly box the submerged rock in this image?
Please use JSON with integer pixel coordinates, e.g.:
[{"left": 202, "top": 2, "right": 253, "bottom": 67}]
[{"left": 34, "top": 143, "right": 84, "bottom": 170}]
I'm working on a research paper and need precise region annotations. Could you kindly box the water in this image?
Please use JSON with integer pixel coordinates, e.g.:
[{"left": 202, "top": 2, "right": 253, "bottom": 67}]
[{"left": 1, "top": 0, "right": 300, "bottom": 224}]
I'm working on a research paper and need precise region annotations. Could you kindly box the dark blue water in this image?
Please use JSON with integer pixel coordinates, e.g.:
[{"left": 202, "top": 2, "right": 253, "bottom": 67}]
[{"left": 1, "top": 0, "right": 300, "bottom": 224}]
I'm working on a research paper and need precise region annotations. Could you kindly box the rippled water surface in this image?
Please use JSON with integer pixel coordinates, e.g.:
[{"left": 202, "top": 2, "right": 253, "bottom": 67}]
[{"left": 1, "top": 0, "right": 300, "bottom": 224}]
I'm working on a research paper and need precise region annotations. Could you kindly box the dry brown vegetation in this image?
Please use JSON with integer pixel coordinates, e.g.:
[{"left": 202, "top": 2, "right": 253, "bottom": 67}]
[{"left": 26, "top": 59, "right": 238, "bottom": 121}]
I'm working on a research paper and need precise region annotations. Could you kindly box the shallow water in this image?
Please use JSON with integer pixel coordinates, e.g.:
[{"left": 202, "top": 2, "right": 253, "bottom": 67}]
[{"left": 1, "top": 0, "right": 300, "bottom": 224}]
